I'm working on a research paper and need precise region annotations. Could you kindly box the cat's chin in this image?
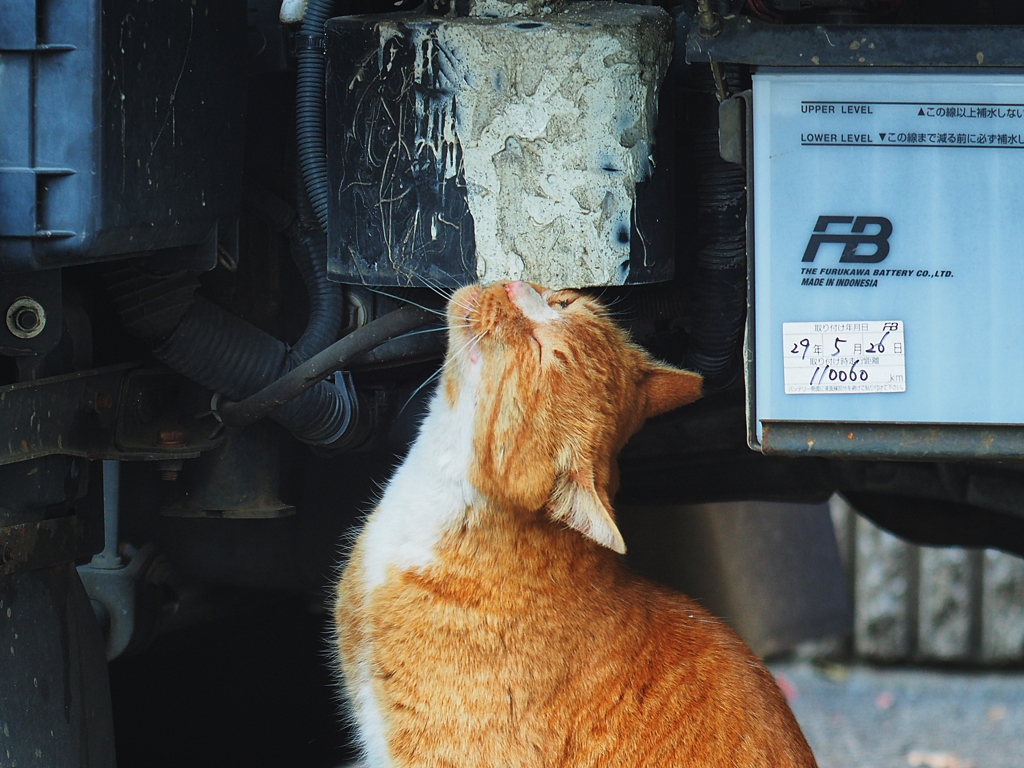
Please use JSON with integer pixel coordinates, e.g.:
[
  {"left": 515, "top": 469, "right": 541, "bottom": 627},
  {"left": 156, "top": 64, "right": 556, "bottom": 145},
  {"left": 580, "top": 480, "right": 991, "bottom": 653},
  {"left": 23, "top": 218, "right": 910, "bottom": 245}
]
[
  {"left": 450, "top": 284, "right": 482, "bottom": 323},
  {"left": 447, "top": 284, "right": 483, "bottom": 360}
]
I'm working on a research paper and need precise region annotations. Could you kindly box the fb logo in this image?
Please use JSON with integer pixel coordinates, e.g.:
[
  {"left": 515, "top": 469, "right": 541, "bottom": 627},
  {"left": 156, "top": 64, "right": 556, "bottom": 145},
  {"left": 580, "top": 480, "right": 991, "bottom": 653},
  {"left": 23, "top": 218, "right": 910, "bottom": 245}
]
[{"left": 802, "top": 216, "right": 893, "bottom": 263}]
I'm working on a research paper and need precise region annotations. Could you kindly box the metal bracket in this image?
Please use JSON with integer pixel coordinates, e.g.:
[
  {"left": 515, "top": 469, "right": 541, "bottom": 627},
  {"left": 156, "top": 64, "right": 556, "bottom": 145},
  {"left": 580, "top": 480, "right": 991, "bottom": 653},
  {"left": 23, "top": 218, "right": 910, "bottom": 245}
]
[
  {"left": 0, "top": 516, "right": 81, "bottom": 577},
  {"left": 77, "top": 562, "right": 137, "bottom": 661},
  {"left": 686, "top": 16, "right": 1024, "bottom": 68},
  {"left": 0, "top": 363, "right": 222, "bottom": 467}
]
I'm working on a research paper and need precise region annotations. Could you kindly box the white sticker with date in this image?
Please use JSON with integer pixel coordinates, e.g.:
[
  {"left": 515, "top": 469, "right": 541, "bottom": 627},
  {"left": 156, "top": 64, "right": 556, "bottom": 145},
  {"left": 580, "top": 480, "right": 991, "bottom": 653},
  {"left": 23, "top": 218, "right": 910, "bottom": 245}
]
[{"left": 783, "top": 321, "right": 906, "bottom": 394}]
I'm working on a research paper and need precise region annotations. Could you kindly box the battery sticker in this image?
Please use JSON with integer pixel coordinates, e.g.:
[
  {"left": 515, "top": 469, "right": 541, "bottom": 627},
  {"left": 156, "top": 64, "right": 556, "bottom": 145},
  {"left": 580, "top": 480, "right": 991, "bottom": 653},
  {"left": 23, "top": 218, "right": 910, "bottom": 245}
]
[{"left": 783, "top": 321, "right": 905, "bottom": 395}]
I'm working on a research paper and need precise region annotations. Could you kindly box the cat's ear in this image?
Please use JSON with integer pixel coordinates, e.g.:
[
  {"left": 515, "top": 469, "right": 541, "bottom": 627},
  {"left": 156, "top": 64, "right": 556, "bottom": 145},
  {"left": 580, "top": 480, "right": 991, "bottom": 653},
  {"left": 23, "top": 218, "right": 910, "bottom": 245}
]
[
  {"left": 549, "top": 470, "right": 627, "bottom": 554},
  {"left": 642, "top": 363, "right": 703, "bottom": 418}
]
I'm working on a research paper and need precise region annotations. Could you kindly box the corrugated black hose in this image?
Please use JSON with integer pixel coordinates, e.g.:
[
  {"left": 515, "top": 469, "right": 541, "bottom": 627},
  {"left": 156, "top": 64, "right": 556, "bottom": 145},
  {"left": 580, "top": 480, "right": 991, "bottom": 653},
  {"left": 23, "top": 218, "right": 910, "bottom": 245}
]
[
  {"left": 109, "top": 185, "right": 376, "bottom": 447},
  {"left": 295, "top": 0, "right": 334, "bottom": 232},
  {"left": 683, "top": 64, "right": 749, "bottom": 390},
  {"left": 154, "top": 296, "right": 357, "bottom": 446},
  {"left": 216, "top": 304, "right": 436, "bottom": 429}
]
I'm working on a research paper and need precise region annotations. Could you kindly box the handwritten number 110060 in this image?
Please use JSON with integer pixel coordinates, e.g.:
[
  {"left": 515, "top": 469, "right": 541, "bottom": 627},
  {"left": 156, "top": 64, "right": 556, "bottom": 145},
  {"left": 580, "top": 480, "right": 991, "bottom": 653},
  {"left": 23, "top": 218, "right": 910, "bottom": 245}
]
[{"left": 789, "top": 333, "right": 891, "bottom": 385}]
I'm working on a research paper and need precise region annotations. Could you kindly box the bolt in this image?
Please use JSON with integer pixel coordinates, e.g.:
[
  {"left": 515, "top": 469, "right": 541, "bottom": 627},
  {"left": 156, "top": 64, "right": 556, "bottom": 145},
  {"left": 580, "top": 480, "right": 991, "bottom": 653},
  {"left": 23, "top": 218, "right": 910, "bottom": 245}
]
[
  {"left": 84, "top": 389, "right": 114, "bottom": 414},
  {"left": 697, "top": 0, "right": 721, "bottom": 38},
  {"left": 2, "top": 545, "right": 13, "bottom": 565},
  {"left": 157, "top": 432, "right": 184, "bottom": 480},
  {"left": 157, "top": 459, "right": 183, "bottom": 481}
]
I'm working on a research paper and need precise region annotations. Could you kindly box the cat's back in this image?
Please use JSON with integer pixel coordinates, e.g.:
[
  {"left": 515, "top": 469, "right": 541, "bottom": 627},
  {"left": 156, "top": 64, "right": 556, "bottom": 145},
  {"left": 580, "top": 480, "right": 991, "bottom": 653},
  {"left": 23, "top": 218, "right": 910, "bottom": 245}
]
[
  {"left": 337, "top": 518, "right": 816, "bottom": 768},
  {"left": 580, "top": 567, "right": 818, "bottom": 767},
  {"left": 485, "top": 541, "right": 818, "bottom": 768}
]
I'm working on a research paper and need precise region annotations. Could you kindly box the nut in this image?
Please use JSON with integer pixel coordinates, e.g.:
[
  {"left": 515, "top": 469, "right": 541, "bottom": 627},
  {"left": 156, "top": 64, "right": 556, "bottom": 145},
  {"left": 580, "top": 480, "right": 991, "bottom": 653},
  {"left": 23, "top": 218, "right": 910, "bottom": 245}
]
[
  {"left": 157, "top": 430, "right": 185, "bottom": 447},
  {"left": 6, "top": 297, "right": 46, "bottom": 340}
]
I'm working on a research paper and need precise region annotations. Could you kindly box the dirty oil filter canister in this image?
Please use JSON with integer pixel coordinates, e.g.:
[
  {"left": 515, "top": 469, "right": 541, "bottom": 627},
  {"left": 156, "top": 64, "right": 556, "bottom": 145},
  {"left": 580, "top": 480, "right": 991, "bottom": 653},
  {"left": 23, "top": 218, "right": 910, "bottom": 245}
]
[{"left": 325, "top": 2, "right": 675, "bottom": 289}]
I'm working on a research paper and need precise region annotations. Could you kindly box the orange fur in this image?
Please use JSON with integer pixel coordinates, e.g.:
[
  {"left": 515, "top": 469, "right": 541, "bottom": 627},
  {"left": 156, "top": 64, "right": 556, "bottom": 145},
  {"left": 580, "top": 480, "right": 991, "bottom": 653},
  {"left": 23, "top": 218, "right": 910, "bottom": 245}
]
[{"left": 335, "top": 282, "right": 816, "bottom": 767}]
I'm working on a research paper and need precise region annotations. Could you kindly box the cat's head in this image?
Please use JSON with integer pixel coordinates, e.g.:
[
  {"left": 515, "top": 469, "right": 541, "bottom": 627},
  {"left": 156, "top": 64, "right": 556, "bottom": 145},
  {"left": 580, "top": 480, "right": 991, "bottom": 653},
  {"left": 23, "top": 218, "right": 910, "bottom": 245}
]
[{"left": 444, "top": 281, "right": 702, "bottom": 554}]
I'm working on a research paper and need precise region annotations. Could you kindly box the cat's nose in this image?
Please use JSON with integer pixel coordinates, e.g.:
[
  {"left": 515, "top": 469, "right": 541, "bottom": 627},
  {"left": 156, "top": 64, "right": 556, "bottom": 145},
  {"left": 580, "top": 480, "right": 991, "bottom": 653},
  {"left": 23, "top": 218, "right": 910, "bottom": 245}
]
[{"left": 503, "top": 281, "right": 559, "bottom": 322}]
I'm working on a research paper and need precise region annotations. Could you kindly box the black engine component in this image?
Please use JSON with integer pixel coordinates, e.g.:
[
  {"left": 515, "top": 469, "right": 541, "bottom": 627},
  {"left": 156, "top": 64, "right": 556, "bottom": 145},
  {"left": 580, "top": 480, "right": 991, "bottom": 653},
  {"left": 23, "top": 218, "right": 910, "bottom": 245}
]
[
  {"left": 323, "top": 7, "right": 675, "bottom": 288},
  {"left": 682, "top": 65, "right": 748, "bottom": 390},
  {"left": 0, "top": 0, "right": 246, "bottom": 273},
  {"left": 102, "top": 180, "right": 364, "bottom": 448},
  {"left": 155, "top": 295, "right": 356, "bottom": 446},
  {"left": 296, "top": 0, "right": 335, "bottom": 233}
]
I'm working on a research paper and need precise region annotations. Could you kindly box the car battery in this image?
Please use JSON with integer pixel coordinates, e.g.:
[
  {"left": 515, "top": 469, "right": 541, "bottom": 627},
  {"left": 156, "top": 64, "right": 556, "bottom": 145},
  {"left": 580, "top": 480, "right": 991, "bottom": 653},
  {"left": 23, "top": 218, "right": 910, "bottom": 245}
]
[{"left": 750, "top": 70, "right": 1024, "bottom": 458}]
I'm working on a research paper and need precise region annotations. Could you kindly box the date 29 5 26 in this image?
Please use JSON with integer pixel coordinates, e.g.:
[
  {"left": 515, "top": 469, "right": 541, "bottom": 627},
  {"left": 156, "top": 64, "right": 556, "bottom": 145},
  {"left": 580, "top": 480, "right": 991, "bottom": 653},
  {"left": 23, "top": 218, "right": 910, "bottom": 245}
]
[{"left": 790, "top": 327, "right": 897, "bottom": 387}]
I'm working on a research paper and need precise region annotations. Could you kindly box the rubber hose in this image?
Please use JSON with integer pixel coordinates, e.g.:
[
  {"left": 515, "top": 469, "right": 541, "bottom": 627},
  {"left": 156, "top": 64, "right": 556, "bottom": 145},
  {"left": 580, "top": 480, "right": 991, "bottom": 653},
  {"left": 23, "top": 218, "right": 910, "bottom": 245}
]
[
  {"left": 154, "top": 297, "right": 354, "bottom": 446},
  {"left": 683, "top": 64, "right": 749, "bottom": 389},
  {"left": 289, "top": 186, "right": 344, "bottom": 363},
  {"left": 296, "top": 0, "right": 334, "bottom": 232},
  {"left": 105, "top": 266, "right": 200, "bottom": 340},
  {"left": 109, "top": 182, "right": 352, "bottom": 446},
  {"left": 240, "top": 184, "right": 345, "bottom": 364},
  {"left": 217, "top": 304, "right": 437, "bottom": 429}
]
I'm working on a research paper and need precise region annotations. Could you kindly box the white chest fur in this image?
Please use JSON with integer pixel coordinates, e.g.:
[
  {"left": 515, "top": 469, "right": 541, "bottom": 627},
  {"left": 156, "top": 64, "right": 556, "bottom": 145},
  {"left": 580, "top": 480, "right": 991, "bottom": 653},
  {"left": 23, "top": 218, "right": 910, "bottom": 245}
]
[
  {"left": 358, "top": 367, "right": 481, "bottom": 592},
  {"left": 345, "top": 364, "right": 481, "bottom": 767}
]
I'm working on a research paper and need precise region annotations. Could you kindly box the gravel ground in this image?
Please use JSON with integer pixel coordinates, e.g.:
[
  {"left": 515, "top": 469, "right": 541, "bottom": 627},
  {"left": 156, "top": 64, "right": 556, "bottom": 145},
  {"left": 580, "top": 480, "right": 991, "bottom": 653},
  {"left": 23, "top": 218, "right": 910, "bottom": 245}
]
[{"left": 768, "top": 660, "right": 1024, "bottom": 768}]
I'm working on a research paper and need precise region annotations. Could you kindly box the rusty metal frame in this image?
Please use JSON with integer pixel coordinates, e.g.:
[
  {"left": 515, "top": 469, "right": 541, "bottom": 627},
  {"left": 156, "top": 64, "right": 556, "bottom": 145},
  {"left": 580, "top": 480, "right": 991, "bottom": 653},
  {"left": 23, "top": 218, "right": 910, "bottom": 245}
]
[
  {"left": 0, "top": 363, "right": 221, "bottom": 466},
  {"left": 0, "top": 516, "right": 81, "bottom": 577}
]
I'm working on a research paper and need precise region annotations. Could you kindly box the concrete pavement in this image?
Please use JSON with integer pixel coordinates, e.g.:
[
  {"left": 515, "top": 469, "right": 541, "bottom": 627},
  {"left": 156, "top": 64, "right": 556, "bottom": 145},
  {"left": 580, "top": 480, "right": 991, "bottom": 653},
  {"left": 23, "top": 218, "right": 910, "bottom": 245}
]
[{"left": 768, "top": 660, "right": 1024, "bottom": 768}]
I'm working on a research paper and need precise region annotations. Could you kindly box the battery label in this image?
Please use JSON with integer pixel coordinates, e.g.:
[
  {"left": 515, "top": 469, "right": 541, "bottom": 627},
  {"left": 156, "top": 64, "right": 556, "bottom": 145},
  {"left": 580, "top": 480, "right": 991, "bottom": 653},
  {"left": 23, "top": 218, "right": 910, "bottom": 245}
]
[
  {"left": 754, "top": 72, "right": 1024, "bottom": 428},
  {"left": 783, "top": 320, "right": 906, "bottom": 394},
  {"left": 799, "top": 100, "right": 1024, "bottom": 149}
]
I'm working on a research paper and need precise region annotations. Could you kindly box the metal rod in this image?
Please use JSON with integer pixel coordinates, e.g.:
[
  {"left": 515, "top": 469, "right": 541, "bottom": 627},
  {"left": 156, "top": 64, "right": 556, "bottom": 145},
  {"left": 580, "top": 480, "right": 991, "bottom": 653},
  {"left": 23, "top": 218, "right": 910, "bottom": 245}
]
[
  {"left": 217, "top": 304, "right": 437, "bottom": 429},
  {"left": 92, "top": 459, "right": 122, "bottom": 569}
]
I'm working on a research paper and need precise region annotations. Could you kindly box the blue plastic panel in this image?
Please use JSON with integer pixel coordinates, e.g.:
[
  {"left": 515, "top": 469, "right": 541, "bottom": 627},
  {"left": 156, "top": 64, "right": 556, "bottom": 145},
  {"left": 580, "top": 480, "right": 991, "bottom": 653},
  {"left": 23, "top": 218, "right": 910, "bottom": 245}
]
[
  {"left": 753, "top": 71, "right": 1024, "bottom": 437},
  {"left": 0, "top": 0, "right": 246, "bottom": 273}
]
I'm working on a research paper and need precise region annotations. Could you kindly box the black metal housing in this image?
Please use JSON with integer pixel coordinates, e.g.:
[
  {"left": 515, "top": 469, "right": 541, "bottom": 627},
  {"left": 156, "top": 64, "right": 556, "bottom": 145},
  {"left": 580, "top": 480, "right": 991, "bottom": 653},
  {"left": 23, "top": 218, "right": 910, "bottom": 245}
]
[
  {"left": 686, "top": 16, "right": 1024, "bottom": 68},
  {"left": 0, "top": 0, "right": 247, "bottom": 273},
  {"left": 324, "top": 12, "right": 674, "bottom": 287}
]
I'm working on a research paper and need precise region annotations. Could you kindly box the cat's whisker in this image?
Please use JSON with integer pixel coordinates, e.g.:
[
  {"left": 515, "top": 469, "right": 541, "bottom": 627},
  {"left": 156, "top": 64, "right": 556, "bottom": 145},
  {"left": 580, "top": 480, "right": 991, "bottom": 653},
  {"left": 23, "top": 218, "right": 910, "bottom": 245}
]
[
  {"left": 590, "top": 291, "right": 633, "bottom": 319},
  {"left": 447, "top": 330, "right": 486, "bottom": 361},
  {"left": 426, "top": 277, "right": 478, "bottom": 313},
  {"left": 442, "top": 292, "right": 477, "bottom": 316},
  {"left": 602, "top": 294, "right": 627, "bottom": 308},
  {"left": 390, "top": 325, "right": 450, "bottom": 339},
  {"left": 419, "top": 277, "right": 479, "bottom": 318},
  {"left": 364, "top": 287, "right": 448, "bottom": 317},
  {"left": 417, "top": 275, "right": 457, "bottom": 303},
  {"left": 397, "top": 365, "right": 445, "bottom": 417},
  {"left": 604, "top": 308, "right": 636, "bottom": 322}
]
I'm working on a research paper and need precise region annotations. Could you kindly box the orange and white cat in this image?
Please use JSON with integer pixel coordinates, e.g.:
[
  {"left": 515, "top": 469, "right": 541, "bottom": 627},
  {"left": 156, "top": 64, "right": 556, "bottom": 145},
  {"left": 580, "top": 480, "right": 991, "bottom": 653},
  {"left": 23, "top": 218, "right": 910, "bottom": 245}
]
[{"left": 334, "top": 281, "right": 817, "bottom": 767}]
